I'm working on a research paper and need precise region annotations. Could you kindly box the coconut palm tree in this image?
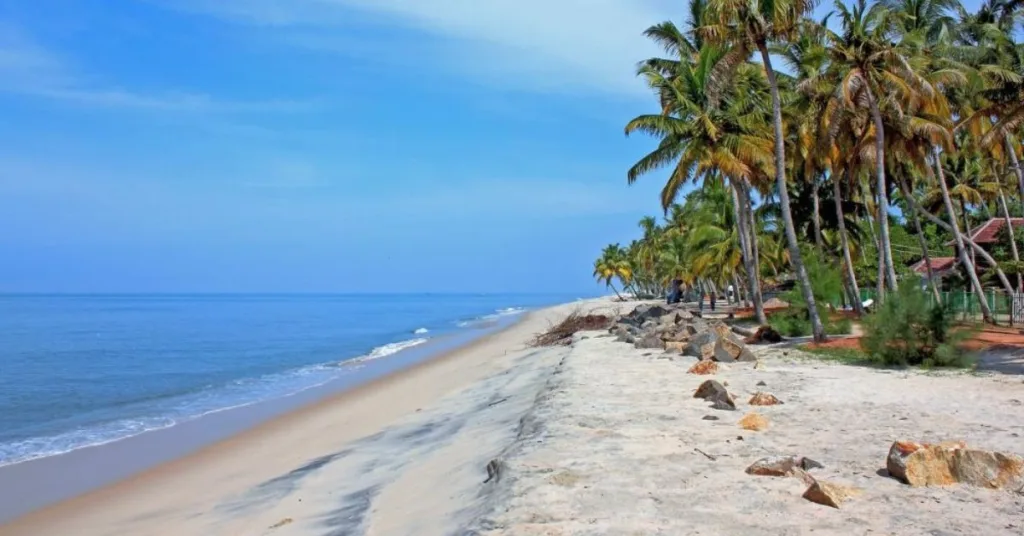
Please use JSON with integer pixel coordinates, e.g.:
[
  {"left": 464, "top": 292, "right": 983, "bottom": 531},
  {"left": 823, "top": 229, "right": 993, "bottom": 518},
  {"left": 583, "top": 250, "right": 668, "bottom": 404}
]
[
  {"left": 626, "top": 36, "right": 774, "bottom": 323},
  {"left": 702, "top": 0, "right": 825, "bottom": 340},
  {"left": 593, "top": 244, "right": 632, "bottom": 300}
]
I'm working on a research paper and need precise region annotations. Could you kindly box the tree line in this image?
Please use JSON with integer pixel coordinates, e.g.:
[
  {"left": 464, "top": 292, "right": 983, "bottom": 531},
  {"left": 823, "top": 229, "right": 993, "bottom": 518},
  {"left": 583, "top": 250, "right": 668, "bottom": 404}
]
[{"left": 594, "top": 0, "right": 1024, "bottom": 342}]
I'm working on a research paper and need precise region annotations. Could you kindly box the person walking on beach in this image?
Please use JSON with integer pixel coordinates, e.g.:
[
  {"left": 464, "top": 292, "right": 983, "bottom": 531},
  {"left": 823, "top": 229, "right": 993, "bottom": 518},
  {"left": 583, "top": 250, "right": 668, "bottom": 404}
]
[
  {"left": 710, "top": 290, "right": 717, "bottom": 312},
  {"left": 698, "top": 287, "right": 705, "bottom": 313}
]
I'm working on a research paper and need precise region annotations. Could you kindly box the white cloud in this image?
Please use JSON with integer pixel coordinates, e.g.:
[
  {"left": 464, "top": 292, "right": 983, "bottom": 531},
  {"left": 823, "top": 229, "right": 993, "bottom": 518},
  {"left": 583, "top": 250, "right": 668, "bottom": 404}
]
[
  {"left": 162, "top": 0, "right": 676, "bottom": 97},
  {"left": 0, "top": 22, "right": 313, "bottom": 113}
]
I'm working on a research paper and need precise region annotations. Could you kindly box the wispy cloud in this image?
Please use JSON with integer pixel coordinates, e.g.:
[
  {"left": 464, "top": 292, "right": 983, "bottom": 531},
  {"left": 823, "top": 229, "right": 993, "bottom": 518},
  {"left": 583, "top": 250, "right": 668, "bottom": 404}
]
[
  {"left": 162, "top": 0, "right": 674, "bottom": 97},
  {"left": 0, "top": 22, "right": 314, "bottom": 113}
]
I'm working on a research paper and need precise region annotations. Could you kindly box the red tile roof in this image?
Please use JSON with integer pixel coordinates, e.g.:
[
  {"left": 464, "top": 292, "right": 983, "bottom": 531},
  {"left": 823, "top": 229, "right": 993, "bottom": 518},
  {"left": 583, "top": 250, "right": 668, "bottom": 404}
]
[
  {"left": 946, "top": 218, "right": 1024, "bottom": 246},
  {"left": 911, "top": 256, "right": 957, "bottom": 275}
]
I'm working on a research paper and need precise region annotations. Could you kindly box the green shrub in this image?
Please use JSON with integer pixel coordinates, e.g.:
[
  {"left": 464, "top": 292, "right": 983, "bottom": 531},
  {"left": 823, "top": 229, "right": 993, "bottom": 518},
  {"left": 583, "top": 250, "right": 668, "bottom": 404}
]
[{"left": 862, "top": 283, "right": 973, "bottom": 368}]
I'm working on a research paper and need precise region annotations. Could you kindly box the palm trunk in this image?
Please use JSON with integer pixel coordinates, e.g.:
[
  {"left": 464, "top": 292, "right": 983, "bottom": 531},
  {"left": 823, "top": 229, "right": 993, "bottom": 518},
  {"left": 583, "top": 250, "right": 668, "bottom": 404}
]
[
  {"left": 932, "top": 146, "right": 993, "bottom": 323},
  {"left": 833, "top": 171, "right": 865, "bottom": 315},
  {"left": 744, "top": 182, "right": 766, "bottom": 317},
  {"left": 867, "top": 175, "right": 886, "bottom": 301},
  {"left": 960, "top": 198, "right": 976, "bottom": 269},
  {"left": 865, "top": 86, "right": 899, "bottom": 291},
  {"left": 760, "top": 44, "right": 825, "bottom": 342},
  {"left": 912, "top": 199, "right": 1015, "bottom": 296},
  {"left": 731, "top": 181, "right": 768, "bottom": 324},
  {"left": 812, "top": 177, "right": 824, "bottom": 248},
  {"left": 897, "top": 176, "right": 942, "bottom": 305},
  {"left": 1006, "top": 135, "right": 1024, "bottom": 200},
  {"left": 609, "top": 282, "right": 624, "bottom": 301},
  {"left": 997, "top": 187, "right": 1020, "bottom": 292}
]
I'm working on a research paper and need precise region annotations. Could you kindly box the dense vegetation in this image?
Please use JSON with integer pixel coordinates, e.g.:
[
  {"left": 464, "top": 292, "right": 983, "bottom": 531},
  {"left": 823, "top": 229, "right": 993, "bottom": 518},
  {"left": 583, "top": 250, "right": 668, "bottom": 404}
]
[{"left": 595, "top": 0, "right": 1024, "bottom": 350}]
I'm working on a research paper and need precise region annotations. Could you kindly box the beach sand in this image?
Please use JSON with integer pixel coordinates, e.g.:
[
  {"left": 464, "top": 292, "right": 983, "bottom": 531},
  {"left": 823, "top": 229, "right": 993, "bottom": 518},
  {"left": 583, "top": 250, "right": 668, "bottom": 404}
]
[
  {"left": 471, "top": 334, "right": 1024, "bottom": 535},
  {"left": 4, "top": 298, "right": 1024, "bottom": 535}
]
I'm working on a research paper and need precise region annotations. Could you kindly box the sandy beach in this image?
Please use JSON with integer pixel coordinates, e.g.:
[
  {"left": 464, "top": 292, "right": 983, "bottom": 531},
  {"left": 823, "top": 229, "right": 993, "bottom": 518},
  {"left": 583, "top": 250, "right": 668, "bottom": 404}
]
[{"left": 3, "top": 298, "right": 1024, "bottom": 535}]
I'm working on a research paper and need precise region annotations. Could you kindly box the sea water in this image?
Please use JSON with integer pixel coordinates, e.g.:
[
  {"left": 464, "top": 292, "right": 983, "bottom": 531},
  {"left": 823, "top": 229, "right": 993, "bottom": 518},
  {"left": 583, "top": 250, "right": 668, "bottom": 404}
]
[{"left": 0, "top": 293, "right": 578, "bottom": 467}]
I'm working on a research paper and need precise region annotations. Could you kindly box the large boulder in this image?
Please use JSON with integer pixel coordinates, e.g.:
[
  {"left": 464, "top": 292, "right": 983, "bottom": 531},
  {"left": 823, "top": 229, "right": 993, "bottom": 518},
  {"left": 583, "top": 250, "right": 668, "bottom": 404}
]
[{"left": 886, "top": 441, "right": 1024, "bottom": 490}]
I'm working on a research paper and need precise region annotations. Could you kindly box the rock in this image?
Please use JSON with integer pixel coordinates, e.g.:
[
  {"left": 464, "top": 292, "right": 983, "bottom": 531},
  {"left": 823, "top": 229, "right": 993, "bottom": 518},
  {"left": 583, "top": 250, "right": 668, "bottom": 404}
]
[
  {"left": 802, "top": 458, "right": 824, "bottom": 470},
  {"left": 802, "top": 478, "right": 862, "bottom": 509},
  {"left": 756, "top": 381, "right": 767, "bottom": 387},
  {"left": 664, "top": 341, "right": 688, "bottom": 353},
  {"left": 710, "top": 394, "right": 737, "bottom": 411},
  {"left": 886, "top": 440, "right": 1024, "bottom": 489},
  {"left": 683, "top": 331, "right": 719, "bottom": 358},
  {"left": 687, "top": 360, "right": 719, "bottom": 375},
  {"left": 702, "top": 415, "right": 719, "bottom": 421},
  {"left": 693, "top": 380, "right": 729, "bottom": 401},
  {"left": 710, "top": 321, "right": 733, "bottom": 339},
  {"left": 739, "top": 413, "right": 768, "bottom": 431},
  {"left": 711, "top": 340, "right": 737, "bottom": 362},
  {"left": 640, "top": 320, "right": 657, "bottom": 331},
  {"left": 634, "top": 333, "right": 666, "bottom": 350},
  {"left": 717, "top": 337, "right": 756, "bottom": 362},
  {"left": 678, "top": 309, "right": 694, "bottom": 321},
  {"left": 746, "top": 456, "right": 823, "bottom": 477},
  {"left": 660, "top": 327, "right": 691, "bottom": 343},
  {"left": 749, "top": 392, "right": 784, "bottom": 406}
]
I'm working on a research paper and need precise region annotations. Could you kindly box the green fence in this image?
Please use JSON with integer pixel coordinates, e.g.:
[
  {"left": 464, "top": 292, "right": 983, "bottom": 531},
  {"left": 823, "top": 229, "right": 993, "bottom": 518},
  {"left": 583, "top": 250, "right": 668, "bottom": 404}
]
[{"left": 858, "top": 288, "right": 1017, "bottom": 324}]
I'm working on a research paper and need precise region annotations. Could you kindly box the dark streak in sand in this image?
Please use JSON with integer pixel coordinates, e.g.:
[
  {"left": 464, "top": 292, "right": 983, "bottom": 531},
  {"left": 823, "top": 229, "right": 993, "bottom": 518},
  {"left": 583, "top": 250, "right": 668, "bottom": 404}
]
[
  {"left": 320, "top": 485, "right": 381, "bottom": 536},
  {"left": 217, "top": 449, "right": 352, "bottom": 514}
]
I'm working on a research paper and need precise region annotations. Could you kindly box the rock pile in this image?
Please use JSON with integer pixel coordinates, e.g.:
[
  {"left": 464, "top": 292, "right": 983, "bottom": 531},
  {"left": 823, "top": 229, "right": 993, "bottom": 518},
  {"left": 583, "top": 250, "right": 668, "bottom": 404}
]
[{"left": 609, "top": 303, "right": 757, "bottom": 362}]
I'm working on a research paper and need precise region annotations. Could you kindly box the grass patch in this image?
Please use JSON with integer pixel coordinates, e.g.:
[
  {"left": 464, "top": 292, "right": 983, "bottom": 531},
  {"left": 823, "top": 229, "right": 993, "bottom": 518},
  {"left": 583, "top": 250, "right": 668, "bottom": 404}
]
[
  {"left": 798, "top": 344, "right": 875, "bottom": 366},
  {"left": 769, "top": 313, "right": 853, "bottom": 338}
]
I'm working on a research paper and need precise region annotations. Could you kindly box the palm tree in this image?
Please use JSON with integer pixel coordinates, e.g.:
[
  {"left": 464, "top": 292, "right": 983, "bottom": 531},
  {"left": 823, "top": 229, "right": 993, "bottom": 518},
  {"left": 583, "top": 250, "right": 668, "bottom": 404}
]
[
  {"left": 626, "top": 35, "right": 773, "bottom": 323},
  {"left": 825, "top": 0, "right": 941, "bottom": 293},
  {"left": 593, "top": 244, "right": 632, "bottom": 300},
  {"left": 703, "top": 0, "right": 826, "bottom": 341}
]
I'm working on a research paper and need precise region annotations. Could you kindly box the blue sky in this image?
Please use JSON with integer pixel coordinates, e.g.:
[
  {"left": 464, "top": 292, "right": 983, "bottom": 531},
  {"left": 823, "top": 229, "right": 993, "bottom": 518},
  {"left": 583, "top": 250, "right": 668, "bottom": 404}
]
[
  {"left": 0, "top": 0, "right": 697, "bottom": 294},
  {"left": 0, "top": 0, "right": 992, "bottom": 293}
]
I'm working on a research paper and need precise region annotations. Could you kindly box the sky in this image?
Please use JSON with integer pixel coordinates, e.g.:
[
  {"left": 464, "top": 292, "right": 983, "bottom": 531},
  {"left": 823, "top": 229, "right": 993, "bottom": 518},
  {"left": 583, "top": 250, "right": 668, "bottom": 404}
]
[
  {"left": 0, "top": 0, "right": 992, "bottom": 293},
  {"left": 0, "top": 0, "right": 698, "bottom": 294}
]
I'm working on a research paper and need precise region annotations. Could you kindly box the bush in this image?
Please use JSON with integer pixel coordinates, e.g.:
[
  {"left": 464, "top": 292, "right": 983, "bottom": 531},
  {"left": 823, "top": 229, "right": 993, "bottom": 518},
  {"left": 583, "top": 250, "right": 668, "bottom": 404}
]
[{"left": 861, "top": 283, "right": 973, "bottom": 368}]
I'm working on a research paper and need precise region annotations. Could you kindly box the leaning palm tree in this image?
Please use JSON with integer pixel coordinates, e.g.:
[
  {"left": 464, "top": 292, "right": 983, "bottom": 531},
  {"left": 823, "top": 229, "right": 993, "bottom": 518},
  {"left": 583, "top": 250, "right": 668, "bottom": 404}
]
[
  {"left": 626, "top": 36, "right": 774, "bottom": 324},
  {"left": 593, "top": 244, "right": 632, "bottom": 300},
  {"left": 825, "top": 0, "right": 940, "bottom": 293},
  {"left": 701, "top": 0, "right": 825, "bottom": 340}
]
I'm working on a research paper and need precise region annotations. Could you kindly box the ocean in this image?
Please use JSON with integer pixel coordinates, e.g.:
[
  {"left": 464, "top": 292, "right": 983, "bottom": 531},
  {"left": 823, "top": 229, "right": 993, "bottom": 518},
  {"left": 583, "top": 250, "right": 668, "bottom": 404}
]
[{"left": 0, "top": 293, "right": 580, "bottom": 468}]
